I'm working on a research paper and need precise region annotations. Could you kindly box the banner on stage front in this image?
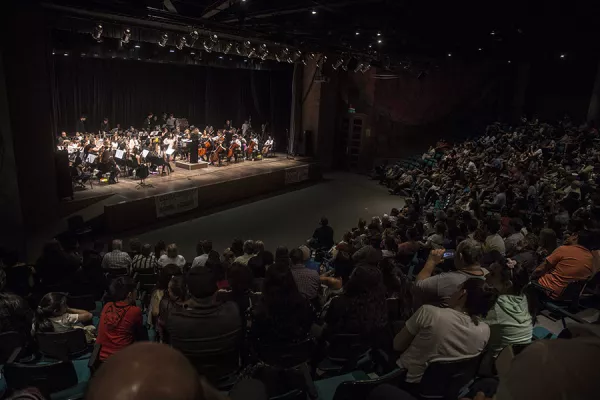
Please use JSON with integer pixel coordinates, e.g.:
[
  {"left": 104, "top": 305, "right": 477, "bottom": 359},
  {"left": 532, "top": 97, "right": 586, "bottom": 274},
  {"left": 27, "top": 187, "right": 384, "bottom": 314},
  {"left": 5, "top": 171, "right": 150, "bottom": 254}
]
[
  {"left": 285, "top": 165, "right": 309, "bottom": 185},
  {"left": 155, "top": 189, "right": 198, "bottom": 218}
]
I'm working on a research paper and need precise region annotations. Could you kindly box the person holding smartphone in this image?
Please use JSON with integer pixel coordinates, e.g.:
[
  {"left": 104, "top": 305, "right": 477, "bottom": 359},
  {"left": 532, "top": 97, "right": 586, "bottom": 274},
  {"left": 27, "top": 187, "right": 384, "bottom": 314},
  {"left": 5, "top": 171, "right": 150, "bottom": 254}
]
[{"left": 414, "top": 239, "right": 487, "bottom": 307}]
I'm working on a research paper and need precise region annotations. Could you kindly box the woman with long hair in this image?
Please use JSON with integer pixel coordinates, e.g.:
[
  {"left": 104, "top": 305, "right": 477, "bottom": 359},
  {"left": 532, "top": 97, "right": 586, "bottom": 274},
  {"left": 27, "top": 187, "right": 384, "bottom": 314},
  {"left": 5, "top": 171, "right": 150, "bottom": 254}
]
[
  {"left": 33, "top": 292, "right": 92, "bottom": 333},
  {"left": 250, "top": 262, "right": 314, "bottom": 344},
  {"left": 324, "top": 266, "right": 388, "bottom": 338},
  {"left": 157, "top": 275, "right": 187, "bottom": 343},
  {"left": 149, "top": 264, "right": 182, "bottom": 325},
  {"left": 96, "top": 276, "right": 146, "bottom": 360},
  {"left": 484, "top": 260, "right": 534, "bottom": 356}
]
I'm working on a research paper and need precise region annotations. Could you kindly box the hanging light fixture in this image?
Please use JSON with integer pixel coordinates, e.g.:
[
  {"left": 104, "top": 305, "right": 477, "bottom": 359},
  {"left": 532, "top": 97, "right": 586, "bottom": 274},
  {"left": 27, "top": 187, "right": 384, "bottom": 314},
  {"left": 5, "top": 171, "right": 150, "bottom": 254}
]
[
  {"left": 158, "top": 32, "right": 169, "bottom": 47},
  {"left": 223, "top": 42, "right": 233, "bottom": 54},
  {"left": 332, "top": 55, "right": 345, "bottom": 70},
  {"left": 188, "top": 30, "right": 199, "bottom": 47},
  {"left": 293, "top": 50, "right": 303, "bottom": 62},
  {"left": 316, "top": 55, "right": 327, "bottom": 68},
  {"left": 276, "top": 47, "right": 290, "bottom": 62},
  {"left": 121, "top": 28, "right": 131, "bottom": 45},
  {"left": 91, "top": 23, "right": 103, "bottom": 42},
  {"left": 248, "top": 47, "right": 257, "bottom": 58},
  {"left": 176, "top": 36, "right": 187, "bottom": 50},
  {"left": 259, "top": 44, "right": 269, "bottom": 60}
]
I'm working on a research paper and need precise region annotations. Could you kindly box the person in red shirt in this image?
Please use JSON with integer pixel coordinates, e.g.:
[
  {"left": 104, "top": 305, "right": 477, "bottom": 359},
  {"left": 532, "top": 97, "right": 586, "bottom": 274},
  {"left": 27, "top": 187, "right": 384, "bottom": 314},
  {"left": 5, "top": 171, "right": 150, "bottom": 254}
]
[{"left": 96, "top": 276, "right": 147, "bottom": 361}]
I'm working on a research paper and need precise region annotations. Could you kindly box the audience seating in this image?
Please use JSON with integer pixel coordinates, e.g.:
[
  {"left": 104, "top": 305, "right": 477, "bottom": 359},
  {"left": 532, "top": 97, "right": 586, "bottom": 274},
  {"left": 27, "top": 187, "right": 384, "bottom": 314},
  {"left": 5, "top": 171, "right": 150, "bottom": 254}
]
[
  {"left": 3, "top": 348, "right": 87, "bottom": 400},
  {"left": 257, "top": 337, "right": 317, "bottom": 369},
  {"left": 331, "top": 368, "right": 407, "bottom": 400},
  {"left": 0, "top": 331, "right": 28, "bottom": 365},
  {"left": 181, "top": 348, "right": 241, "bottom": 390},
  {"left": 318, "top": 334, "right": 372, "bottom": 377},
  {"left": 416, "top": 353, "right": 483, "bottom": 399},
  {"left": 36, "top": 330, "right": 91, "bottom": 361},
  {"left": 103, "top": 268, "right": 128, "bottom": 280}
]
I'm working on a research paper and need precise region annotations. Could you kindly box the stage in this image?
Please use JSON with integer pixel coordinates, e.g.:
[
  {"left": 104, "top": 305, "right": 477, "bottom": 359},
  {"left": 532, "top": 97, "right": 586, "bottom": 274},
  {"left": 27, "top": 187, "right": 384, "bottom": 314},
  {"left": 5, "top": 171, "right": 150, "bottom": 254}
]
[{"left": 61, "top": 154, "right": 321, "bottom": 233}]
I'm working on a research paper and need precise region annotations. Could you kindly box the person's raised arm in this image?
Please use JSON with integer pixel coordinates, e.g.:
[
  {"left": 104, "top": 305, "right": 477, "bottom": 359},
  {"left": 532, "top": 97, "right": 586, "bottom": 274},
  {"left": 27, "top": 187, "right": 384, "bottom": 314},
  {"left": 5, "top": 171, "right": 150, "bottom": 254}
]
[
  {"left": 67, "top": 307, "right": 93, "bottom": 323},
  {"left": 416, "top": 248, "right": 445, "bottom": 282}
]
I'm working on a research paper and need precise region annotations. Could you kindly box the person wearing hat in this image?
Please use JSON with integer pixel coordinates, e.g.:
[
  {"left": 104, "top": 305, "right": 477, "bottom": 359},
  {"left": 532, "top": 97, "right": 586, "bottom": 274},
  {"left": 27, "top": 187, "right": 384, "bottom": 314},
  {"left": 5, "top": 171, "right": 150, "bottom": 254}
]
[{"left": 164, "top": 267, "right": 242, "bottom": 377}]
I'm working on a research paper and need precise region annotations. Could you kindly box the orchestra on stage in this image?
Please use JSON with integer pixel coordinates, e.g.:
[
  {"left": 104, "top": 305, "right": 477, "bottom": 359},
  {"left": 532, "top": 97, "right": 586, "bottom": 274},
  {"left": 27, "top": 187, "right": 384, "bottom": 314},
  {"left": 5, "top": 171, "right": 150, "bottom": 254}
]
[{"left": 56, "top": 114, "right": 275, "bottom": 186}]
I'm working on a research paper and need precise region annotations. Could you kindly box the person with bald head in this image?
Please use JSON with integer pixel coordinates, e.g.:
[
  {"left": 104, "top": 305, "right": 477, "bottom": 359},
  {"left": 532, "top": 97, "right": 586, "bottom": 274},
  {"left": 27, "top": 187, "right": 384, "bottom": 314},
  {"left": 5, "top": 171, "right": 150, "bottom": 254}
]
[
  {"left": 86, "top": 342, "right": 268, "bottom": 400},
  {"left": 86, "top": 342, "right": 204, "bottom": 400}
]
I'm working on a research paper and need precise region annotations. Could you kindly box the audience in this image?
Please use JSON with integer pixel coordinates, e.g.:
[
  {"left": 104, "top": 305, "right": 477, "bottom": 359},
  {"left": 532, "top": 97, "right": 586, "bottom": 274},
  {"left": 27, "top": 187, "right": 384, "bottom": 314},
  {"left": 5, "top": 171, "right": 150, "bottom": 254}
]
[
  {"left": 394, "top": 278, "right": 497, "bottom": 384},
  {"left": 96, "top": 276, "right": 146, "bottom": 361},
  {"left": 102, "top": 239, "right": 132, "bottom": 271},
  {"left": 4, "top": 116, "right": 600, "bottom": 399},
  {"left": 289, "top": 247, "right": 320, "bottom": 301},
  {"left": 131, "top": 243, "right": 159, "bottom": 271},
  {"left": 158, "top": 243, "right": 186, "bottom": 269},
  {"left": 33, "top": 292, "right": 93, "bottom": 333}
]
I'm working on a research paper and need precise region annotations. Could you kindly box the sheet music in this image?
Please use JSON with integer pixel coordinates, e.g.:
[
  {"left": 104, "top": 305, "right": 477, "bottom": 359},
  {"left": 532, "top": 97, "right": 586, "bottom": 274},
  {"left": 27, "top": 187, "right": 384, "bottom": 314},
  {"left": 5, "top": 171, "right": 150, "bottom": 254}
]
[
  {"left": 86, "top": 154, "right": 97, "bottom": 163},
  {"left": 142, "top": 149, "right": 150, "bottom": 158},
  {"left": 166, "top": 148, "right": 175, "bottom": 155},
  {"left": 115, "top": 149, "right": 125, "bottom": 159}
]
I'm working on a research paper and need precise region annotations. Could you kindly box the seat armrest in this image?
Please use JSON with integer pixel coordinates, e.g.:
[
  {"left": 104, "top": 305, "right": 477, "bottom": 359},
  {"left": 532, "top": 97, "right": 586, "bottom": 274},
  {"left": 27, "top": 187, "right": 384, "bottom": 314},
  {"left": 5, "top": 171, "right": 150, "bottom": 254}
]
[
  {"left": 88, "top": 343, "right": 102, "bottom": 372},
  {"left": 7, "top": 347, "right": 23, "bottom": 364}
]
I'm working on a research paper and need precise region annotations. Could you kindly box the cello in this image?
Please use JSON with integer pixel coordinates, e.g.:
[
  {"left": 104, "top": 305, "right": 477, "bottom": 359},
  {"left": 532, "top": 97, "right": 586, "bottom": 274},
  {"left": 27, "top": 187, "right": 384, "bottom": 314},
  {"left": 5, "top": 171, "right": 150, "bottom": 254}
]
[
  {"left": 210, "top": 139, "right": 224, "bottom": 164},
  {"left": 227, "top": 141, "right": 239, "bottom": 159}
]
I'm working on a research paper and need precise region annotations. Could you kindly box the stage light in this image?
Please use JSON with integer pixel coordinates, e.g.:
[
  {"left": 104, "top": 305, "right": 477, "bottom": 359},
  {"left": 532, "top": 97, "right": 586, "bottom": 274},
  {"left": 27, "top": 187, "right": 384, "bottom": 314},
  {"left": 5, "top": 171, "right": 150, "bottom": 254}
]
[
  {"left": 176, "top": 36, "right": 187, "bottom": 50},
  {"left": 258, "top": 43, "right": 269, "bottom": 60},
  {"left": 235, "top": 43, "right": 244, "bottom": 55},
  {"left": 276, "top": 47, "right": 289, "bottom": 62},
  {"left": 355, "top": 31, "right": 360, "bottom": 36},
  {"left": 368, "top": 44, "right": 372, "bottom": 48},
  {"left": 478, "top": 47, "right": 482, "bottom": 51},
  {"left": 354, "top": 62, "right": 364, "bottom": 73},
  {"left": 158, "top": 32, "right": 169, "bottom": 47},
  {"left": 361, "top": 64, "right": 371, "bottom": 73},
  {"left": 308, "top": 52, "right": 316, "bottom": 60},
  {"left": 316, "top": 55, "right": 327, "bottom": 68},
  {"left": 377, "top": 39, "right": 382, "bottom": 44},
  {"left": 560, "top": 53, "right": 566, "bottom": 59},
  {"left": 244, "top": 40, "right": 252, "bottom": 49},
  {"left": 64, "top": 52, "right": 69, "bottom": 56},
  {"left": 507, "top": 60, "right": 511, "bottom": 64},
  {"left": 188, "top": 30, "right": 199, "bottom": 47},
  {"left": 312, "top": 10, "right": 317, "bottom": 15},
  {"left": 248, "top": 47, "right": 257, "bottom": 58},
  {"left": 293, "top": 50, "right": 302, "bottom": 62},
  {"left": 223, "top": 42, "right": 233, "bottom": 54},
  {"left": 332, "top": 56, "right": 344, "bottom": 70},
  {"left": 52, "top": 51, "right": 55, "bottom": 55},
  {"left": 190, "top": 51, "right": 196, "bottom": 55},
  {"left": 121, "top": 28, "right": 131, "bottom": 45},
  {"left": 170, "top": 49, "right": 175, "bottom": 53},
  {"left": 134, "top": 44, "right": 140, "bottom": 48},
  {"left": 490, "top": 31, "right": 496, "bottom": 36},
  {"left": 219, "top": 56, "right": 224, "bottom": 59},
  {"left": 377, "top": 32, "right": 381, "bottom": 37},
  {"left": 91, "top": 24, "right": 103, "bottom": 42}
]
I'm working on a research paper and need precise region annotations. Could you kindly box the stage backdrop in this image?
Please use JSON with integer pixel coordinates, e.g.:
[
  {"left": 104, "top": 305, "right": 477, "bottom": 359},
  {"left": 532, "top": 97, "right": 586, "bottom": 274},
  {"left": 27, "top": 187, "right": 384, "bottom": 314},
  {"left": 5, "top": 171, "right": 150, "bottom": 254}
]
[{"left": 50, "top": 57, "right": 292, "bottom": 145}]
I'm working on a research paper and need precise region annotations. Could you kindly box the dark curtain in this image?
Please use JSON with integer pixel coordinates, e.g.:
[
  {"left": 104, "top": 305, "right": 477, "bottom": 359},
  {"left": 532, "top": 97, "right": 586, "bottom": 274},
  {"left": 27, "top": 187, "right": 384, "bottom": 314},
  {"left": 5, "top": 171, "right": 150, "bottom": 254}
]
[{"left": 51, "top": 56, "right": 292, "bottom": 145}]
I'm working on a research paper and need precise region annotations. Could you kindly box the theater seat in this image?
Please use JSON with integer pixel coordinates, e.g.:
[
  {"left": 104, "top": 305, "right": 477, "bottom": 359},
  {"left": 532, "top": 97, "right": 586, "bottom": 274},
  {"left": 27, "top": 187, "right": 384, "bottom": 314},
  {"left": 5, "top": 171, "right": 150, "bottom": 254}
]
[
  {"left": 332, "top": 368, "right": 407, "bottom": 400},
  {"left": 417, "top": 353, "right": 483, "bottom": 399}
]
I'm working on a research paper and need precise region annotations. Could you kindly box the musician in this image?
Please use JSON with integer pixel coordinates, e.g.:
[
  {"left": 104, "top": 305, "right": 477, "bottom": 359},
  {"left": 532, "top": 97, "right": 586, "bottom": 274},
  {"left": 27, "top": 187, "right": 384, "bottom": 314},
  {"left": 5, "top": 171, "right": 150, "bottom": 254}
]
[
  {"left": 227, "top": 134, "right": 242, "bottom": 163},
  {"left": 224, "top": 120, "right": 232, "bottom": 130},
  {"left": 76, "top": 114, "right": 87, "bottom": 135},
  {"left": 263, "top": 136, "right": 274, "bottom": 158},
  {"left": 242, "top": 120, "right": 250, "bottom": 136},
  {"left": 100, "top": 117, "right": 110, "bottom": 133},
  {"left": 166, "top": 113, "right": 176, "bottom": 130},
  {"left": 57, "top": 131, "right": 69, "bottom": 146},
  {"left": 143, "top": 112, "right": 154, "bottom": 131}
]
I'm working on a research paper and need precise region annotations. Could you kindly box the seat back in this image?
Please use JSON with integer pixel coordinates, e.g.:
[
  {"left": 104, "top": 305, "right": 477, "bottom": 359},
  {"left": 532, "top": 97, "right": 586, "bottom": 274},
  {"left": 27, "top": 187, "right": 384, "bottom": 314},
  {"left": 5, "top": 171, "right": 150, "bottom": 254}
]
[
  {"left": 418, "top": 353, "right": 483, "bottom": 399},
  {"left": 183, "top": 348, "right": 240, "bottom": 386},
  {"left": 257, "top": 337, "right": 316, "bottom": 369},
  {"left": 3, "top": 360, "right": 79, "bottom": 396},
  {"left": 557, "top": 279, "right": 587, "bottom": 302},
  {"left": 0, "top": 331, "right": 25, "bottom": 364},
  {"left": 327, "top": 334, "right": 370, "bottom": 362},
  {"left": 36, "top": 329, "right": 89, "bottom": 361},
  {"left": 133, "top": 268, "right": 156, "bottom": 277},
  {"left": 134, "top": 272, "right": 157, "bottom": 285},
  {"left": 67, "top": 294, "right": 97, "bottom": 311},
  {"left": 332, "top": 368, "right": 407, "bottom": 400},
  {"left": 105, "top": 268, "right": 129, "bottom": 280}
]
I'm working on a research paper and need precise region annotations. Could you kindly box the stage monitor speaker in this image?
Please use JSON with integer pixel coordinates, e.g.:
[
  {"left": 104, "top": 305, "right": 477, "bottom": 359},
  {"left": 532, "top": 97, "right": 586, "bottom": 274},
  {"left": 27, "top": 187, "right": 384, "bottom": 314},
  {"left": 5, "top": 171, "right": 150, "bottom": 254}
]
[{"left": 190, "top": 137, "right": 199, "bottom": 163}]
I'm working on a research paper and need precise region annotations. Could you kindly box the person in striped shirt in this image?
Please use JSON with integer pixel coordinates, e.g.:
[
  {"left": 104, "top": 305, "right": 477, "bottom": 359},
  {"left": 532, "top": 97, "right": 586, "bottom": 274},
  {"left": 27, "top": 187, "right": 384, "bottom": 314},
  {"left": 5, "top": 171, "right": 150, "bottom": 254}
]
[{"left": 131, "top": 244, "right": 159, "bottom": 273}]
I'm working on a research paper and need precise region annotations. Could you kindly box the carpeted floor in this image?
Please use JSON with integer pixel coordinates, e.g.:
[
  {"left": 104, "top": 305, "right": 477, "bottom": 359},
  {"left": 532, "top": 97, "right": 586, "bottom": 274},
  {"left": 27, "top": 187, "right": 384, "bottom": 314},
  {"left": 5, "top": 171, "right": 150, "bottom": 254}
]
[{"left": 123, "top": 172, "right": 404, "bottom": 259}]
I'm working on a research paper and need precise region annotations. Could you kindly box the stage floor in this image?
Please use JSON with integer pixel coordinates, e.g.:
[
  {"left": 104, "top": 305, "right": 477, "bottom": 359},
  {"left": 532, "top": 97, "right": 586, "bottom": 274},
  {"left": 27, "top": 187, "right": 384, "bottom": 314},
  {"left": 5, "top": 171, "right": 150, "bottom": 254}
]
[{"left": 71, "top": 153, "right": 312, "bottom": 202}]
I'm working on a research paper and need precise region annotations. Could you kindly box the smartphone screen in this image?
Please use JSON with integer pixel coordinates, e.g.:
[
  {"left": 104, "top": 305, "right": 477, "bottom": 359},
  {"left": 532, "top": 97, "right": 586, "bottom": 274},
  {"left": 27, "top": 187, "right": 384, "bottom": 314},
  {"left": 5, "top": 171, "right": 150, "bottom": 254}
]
[{"left": 442, "top": 250, "right": 455, "bottom": 259}]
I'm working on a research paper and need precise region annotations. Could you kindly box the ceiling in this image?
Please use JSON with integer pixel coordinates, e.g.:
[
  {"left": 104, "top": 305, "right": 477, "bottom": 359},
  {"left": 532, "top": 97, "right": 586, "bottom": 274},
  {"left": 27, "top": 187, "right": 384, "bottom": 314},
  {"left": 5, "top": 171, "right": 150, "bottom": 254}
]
[{"left": 41, "top": 0, "right": 600, "bottom": 71}]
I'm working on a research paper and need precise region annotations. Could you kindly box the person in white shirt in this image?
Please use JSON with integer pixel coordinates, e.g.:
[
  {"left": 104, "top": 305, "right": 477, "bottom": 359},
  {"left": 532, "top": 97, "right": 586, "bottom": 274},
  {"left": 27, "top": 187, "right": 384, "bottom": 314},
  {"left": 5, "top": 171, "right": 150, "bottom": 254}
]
[
  {"left": 241, "top": 120, "right": 250, "bottom": 136},
  {"left": 191, "top": 240, "right": 213, "bottom": 268},
  {"left": 262, "top": 137, "right": 274, "bottom": 157},
  {"left": 158, "top": 243, "right": 186, "bottom": 270},
  {"left": 393, "top": 277, "right": 497, "bottom": 383}
]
